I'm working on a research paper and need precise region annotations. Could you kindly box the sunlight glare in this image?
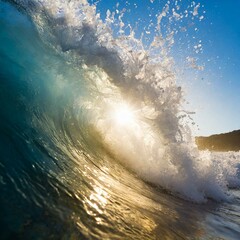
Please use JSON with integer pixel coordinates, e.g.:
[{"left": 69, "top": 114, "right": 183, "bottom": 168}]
[{"left": 112, "top": 103, "right": 136, "bottom": 126}]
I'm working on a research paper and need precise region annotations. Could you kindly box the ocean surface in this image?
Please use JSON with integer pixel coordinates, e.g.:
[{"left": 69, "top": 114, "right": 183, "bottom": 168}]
[{"left": 0, "top": 1, "right": 240, "bottom": 239}]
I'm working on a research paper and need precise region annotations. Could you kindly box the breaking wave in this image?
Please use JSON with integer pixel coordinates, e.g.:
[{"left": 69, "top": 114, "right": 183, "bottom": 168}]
[{"left": 1, "top": 1, "right": 240, "bottom": 239}]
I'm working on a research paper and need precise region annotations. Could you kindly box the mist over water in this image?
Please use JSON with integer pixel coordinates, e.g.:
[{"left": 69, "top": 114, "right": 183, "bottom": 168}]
[{"left": 0, "top": 0, "right": 240, "bottom": 239}]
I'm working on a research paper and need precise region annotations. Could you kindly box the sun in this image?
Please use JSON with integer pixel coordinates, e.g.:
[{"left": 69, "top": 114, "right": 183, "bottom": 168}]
[{"left": 112, "top": 103, "right": 136, "bottom": 126}]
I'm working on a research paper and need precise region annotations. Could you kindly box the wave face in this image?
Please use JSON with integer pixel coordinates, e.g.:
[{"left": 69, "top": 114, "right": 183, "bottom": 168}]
[{"left": 0, "top": 1, "right": 240, "bottom": 239}]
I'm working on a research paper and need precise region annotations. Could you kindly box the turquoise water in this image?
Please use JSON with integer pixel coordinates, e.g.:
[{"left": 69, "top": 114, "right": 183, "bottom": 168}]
[{"left": 0, "top": 1, "right": 240, "bottom": 239}]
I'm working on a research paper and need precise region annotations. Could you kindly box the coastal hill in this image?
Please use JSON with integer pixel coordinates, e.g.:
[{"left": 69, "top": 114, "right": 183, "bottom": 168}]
[{"left": 196, "top": 130, "right": 240, "bottom": 152}]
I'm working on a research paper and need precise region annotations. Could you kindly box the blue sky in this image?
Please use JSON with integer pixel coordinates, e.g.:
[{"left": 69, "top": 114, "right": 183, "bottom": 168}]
[
  {"left": 91, "top": 0, "right": 240, "bottom": 136},
  {"left": 181, "top": 0, "right": 240, "bottom": 136}
]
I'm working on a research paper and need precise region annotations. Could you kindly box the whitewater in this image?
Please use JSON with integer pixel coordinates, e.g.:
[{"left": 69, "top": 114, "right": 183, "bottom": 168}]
[{"left": 0, "top": 0, "right": 240, "bottom": 239}]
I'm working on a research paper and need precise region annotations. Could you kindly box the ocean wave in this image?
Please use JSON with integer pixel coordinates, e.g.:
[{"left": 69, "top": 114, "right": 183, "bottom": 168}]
[{"left": 3, "top": 0, "right": 239, "bottom": 204}]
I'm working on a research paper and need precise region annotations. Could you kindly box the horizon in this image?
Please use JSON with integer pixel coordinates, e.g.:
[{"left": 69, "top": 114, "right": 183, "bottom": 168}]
[{"left": 197, "top": 128, "right": 240, "bottom": 137}]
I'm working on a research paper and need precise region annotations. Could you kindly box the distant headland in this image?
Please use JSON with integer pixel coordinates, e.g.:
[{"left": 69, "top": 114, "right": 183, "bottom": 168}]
[{"left": 196, "top": 130, "right": 240, "bottom": 152}]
